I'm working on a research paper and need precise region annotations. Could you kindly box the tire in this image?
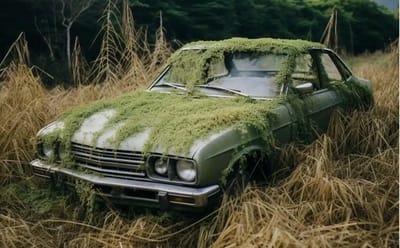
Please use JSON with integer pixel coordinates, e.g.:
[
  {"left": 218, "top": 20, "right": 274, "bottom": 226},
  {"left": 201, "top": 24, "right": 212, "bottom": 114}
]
[
  {"left": 224, "top": 168, "right": 250, "bottom": 197},
  {"left": 223, "top": 153, "right": 266, "bottom": 197}
]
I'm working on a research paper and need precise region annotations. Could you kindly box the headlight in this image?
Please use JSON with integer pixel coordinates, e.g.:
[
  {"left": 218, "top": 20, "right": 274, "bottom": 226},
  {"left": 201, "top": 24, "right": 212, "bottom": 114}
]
[
  {"left": 37, "top": 121, "right": 64, "bottom": 161},
  {"left": 154, "top": 158, "right": 168, "bottom": 175},
  {"left": 42, "top": 142, "right": 56, "bottom": 159},
  {"left": 176, "top": 160, "right": 196, "bottom": 182},
  {"left": 57, "top": 143, "right": 69, "bottom": 161}
]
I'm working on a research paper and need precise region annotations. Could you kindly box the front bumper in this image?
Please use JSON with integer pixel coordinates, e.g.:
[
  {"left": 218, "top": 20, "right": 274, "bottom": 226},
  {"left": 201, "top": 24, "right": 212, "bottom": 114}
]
[{"left": 30, "top": 159, "right": 220, "bottom": 210}]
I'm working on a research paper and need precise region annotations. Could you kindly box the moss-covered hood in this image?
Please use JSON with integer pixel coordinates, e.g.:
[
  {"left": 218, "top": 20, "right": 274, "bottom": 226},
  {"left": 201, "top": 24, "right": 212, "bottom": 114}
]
[{"left": 42, "top": 91, "right": 280, "bottom": 157}]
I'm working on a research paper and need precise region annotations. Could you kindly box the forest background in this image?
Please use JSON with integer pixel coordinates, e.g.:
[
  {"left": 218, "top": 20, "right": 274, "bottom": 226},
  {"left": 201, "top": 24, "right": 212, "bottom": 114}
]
[{"left": 0, "top": 0, "right": 398, "bottom": 85}]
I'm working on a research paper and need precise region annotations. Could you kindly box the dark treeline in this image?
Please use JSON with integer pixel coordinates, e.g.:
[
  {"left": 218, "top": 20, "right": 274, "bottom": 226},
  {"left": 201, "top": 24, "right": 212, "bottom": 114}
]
[
  {"left": 0, "top": 0, "right": 397, "bottom": 83},
  {"left": 131, "top": 0, "right": 398, "bottom": 53}
]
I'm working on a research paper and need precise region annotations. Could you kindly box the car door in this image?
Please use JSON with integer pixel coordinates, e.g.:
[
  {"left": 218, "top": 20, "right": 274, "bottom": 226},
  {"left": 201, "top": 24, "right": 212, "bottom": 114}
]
[{"left": 292, "top": 50, "right": 347, "bottom": 135}]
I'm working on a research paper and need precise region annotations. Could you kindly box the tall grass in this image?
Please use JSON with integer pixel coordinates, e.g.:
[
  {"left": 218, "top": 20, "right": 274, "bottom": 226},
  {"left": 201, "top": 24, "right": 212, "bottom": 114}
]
[
  {"left": 0, "top": 0, "right": 166, "bottom": 181},
  {"left": 0, "top": 36, "right": 51, "bottom": 182},
  {"left": 0, "top": 3, "right": 398, "bottom": 246}
]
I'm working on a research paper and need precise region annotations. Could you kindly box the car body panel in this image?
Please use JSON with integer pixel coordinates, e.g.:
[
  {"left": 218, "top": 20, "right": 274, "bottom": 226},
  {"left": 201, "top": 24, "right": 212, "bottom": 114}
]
[{"left": 303, "top": 89, "right": 343, "bottom": 132}]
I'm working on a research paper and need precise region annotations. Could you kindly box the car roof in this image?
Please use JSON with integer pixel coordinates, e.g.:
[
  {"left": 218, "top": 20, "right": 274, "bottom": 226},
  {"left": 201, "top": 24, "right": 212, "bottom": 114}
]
[{"left": 180, "top": 37, "right": 324, "bottom": 55}]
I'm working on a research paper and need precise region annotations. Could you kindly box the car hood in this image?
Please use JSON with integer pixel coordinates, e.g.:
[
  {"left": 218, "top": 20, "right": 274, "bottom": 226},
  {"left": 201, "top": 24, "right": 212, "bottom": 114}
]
[
  {"left": 69, "top": 108, "right": 207, "bottom": 157},
  {"left": 39, "top": 91, "right": 279, "bottom": 159}
]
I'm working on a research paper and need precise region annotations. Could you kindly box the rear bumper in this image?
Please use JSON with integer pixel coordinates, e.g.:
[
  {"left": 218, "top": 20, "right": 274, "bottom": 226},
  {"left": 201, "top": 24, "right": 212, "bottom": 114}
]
[{"left": 30, "top": 159, "right": 220, "bottom": 210}]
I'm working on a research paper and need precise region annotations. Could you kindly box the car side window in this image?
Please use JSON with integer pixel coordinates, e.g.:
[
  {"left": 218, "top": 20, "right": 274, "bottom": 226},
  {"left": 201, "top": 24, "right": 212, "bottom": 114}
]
[
  {"left": 320, "top": 53, "right": 343, "bottom": 81},
  {"left": 329, "top": 52, "right": 352, "bottom": 79},
  {"left": 292, "top": 54, "right": 320, "bottom": 90}
]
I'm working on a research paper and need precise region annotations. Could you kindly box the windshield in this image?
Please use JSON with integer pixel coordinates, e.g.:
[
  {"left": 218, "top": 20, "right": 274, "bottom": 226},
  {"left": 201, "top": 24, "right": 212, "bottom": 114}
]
[
  {"left": 231, "top": 53, "right": 284, "bottom": 71},
  {"left": 150, "top": 51, "right": 287, "bottom": 98}
]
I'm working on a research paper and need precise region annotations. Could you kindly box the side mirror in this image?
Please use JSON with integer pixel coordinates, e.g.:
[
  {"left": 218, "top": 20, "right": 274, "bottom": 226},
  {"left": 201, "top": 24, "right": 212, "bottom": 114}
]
[{"left": 295, "top": 82, "right": 313, "bottom": 95}]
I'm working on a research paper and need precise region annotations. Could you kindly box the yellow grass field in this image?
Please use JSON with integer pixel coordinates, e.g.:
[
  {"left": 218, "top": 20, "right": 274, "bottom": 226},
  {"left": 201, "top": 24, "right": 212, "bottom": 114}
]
[{"left": 0, "top": 23, "right": 398, "bottom": 247}]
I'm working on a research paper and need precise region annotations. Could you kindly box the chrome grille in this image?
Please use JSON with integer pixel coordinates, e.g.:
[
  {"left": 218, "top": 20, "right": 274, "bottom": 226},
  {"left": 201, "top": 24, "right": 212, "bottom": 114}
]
[{"left": 70, "top": 142, "right": 146, "bottom": 179}]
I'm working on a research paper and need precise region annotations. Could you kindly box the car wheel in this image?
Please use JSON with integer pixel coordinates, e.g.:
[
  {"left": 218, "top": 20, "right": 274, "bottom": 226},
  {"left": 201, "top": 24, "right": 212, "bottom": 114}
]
[
  {"left": 224, "top": 169, "right": 250, "bottom": 197},
  {"left": 223, "top": 153, "right": 265, "bottom": 197}
]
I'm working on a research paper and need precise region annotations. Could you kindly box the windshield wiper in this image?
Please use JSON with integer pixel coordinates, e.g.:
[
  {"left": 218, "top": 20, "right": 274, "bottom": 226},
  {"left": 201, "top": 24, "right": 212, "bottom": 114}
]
[
  {"left": 196, "top": 85, "right": 249, "bottom": 97},
  {"left": 153, "top": 82, "right": 187, "bottom": 91}
]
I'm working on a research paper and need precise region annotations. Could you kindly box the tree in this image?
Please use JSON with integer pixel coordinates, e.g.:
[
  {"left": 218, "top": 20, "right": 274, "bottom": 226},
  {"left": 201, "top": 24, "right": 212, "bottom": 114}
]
[
  {"left": 59, "top": 0, "right": 95, "bottom": 70},
  {"left": 33, "top": 0, "right": 60, "bottom": 61},
  {"left": 307, "top": 0, "right": 399, "bottom": 53}
]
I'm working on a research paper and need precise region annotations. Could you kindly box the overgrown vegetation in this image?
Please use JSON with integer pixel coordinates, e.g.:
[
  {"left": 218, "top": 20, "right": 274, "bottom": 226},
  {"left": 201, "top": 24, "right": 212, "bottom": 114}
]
[{"left": 0, "top": 2, "right": 398, "bottom": 247}]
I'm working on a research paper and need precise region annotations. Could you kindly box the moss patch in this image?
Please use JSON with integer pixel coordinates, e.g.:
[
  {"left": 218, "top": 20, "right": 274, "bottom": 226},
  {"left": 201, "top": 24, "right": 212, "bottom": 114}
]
[
  {"left": 166, "top": 37, "right": 324, "bottom": 91},
  {"left": 43, "top": 91, "right": 282, "bottom": 162}
]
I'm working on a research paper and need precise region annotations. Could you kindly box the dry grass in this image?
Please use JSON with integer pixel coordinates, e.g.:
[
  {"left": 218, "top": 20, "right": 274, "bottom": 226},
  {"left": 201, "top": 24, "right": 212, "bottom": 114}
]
[{"left": 0, "top": 4, "right": 398, "bottom": 246}]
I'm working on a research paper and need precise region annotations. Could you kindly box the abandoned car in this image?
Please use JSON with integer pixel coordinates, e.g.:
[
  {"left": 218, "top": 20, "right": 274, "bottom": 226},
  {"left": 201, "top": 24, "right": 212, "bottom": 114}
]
[{"left": 30, "top": 38, "right": 373, "bottom": 210}]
